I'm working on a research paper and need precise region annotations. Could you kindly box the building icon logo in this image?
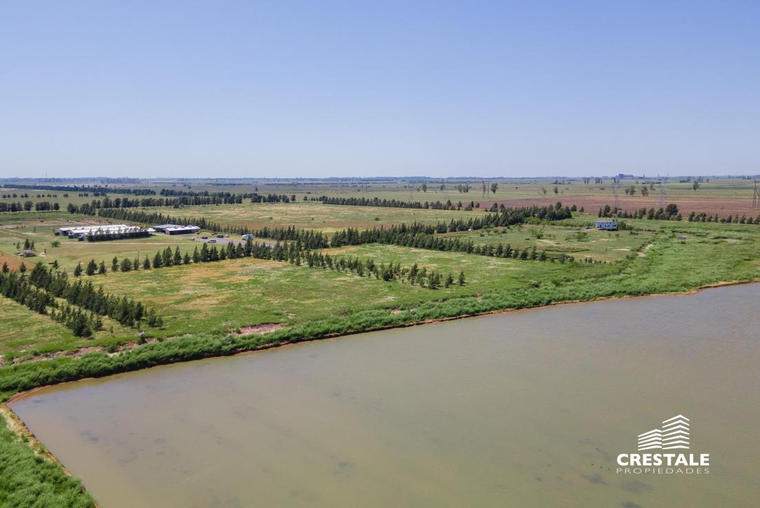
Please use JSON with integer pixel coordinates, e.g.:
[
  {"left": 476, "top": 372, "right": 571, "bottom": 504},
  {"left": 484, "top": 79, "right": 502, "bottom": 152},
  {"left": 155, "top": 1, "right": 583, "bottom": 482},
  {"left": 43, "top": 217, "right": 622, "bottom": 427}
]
[
  {"left": 616, "top": 414, "right": 709, "bottom": 475},
  {"left": 638, "top": 415, "right": 690, "bottom": 451}
]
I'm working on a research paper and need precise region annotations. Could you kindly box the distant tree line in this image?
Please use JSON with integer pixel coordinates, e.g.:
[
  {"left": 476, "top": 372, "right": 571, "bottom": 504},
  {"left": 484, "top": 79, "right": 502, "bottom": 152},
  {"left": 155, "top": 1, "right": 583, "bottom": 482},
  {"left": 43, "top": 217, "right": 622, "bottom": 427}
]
[
  {"left": 62, "top": 193, "right": 296, "bottom": 215},
  {"left": 315, "top": 196, "right": 475, "bottom": 210},
  {"left": 0, "top": 201, "right": 61, "bottom": 213},
  {"left": 2, "top": 193, "right": 59, "bottom": 198},
  {"left": 598, "top": 204, "right": 682, "bottom": 221},
  {"left": 2, "top": 184, "right": 156, "bottom": 195},
  {"left": 158, "top": 189, "right": 294, "bottom": 203},
  {"left": 687, "top": 211, "right": 760, "bottom": 224},
  {"left": 95, "top": 208, "right": 221, "bottom": 230},
  {"left": 598, "top": 203, "right": 760, "bottom": 224}
]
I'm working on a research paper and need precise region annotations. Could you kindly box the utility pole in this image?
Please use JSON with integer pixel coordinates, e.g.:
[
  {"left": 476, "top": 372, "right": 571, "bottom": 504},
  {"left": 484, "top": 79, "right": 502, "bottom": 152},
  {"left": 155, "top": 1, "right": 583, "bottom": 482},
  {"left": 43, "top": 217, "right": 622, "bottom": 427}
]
[
  {"left": 612, "top": 178, "right": 620, "bottom": 210},
  {"left": 753, "top": 178, "right": 759, "bottom": 210}
]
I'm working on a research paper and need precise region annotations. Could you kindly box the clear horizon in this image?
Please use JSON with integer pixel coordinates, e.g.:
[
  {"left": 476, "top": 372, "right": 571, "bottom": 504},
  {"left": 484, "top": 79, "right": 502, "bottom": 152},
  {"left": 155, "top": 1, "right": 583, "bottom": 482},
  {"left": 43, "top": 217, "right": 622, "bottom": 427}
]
[{"left": 2, "top": 1, "right": 759, "bottom": 179}]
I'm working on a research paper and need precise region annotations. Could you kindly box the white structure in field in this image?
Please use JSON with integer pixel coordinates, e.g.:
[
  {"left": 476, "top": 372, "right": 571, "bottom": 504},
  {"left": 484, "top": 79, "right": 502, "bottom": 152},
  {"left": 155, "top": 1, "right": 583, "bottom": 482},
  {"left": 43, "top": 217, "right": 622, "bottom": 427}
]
[{"left": 55, "top": 224, "right": 138, "bottom": 237}]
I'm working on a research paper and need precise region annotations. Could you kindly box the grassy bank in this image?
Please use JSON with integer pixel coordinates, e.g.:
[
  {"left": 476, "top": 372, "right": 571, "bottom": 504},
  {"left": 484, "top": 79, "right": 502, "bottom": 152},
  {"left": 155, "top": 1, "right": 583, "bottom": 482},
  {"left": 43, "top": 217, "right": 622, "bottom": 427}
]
[
  {"left": 3, "top": 257, "right": 758, "bottom": 401},
  {"left": 0, "top": 408, "right": 95, "bottom": 508}
]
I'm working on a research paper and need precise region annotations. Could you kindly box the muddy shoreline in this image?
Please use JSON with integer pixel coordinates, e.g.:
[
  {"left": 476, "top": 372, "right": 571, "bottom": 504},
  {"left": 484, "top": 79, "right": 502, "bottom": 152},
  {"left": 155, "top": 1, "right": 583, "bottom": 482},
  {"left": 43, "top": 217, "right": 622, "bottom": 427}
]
[{"left": 6, "top": 277, "right": 756, "bottom": 402}]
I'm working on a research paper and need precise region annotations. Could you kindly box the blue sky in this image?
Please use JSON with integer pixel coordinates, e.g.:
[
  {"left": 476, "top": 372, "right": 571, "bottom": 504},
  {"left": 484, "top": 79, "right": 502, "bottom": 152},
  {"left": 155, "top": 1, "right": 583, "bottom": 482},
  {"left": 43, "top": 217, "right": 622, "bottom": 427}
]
[{"left": 1, "top": 1, "right": 758, "bottom": 178}]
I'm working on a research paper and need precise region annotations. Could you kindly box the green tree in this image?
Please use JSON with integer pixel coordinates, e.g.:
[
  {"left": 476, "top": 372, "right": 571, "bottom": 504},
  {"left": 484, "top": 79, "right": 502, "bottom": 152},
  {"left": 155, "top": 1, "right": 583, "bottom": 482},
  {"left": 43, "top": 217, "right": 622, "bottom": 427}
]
[
  {"left": 162, "top": 247, "right": 173, "bottom": 267},
  {"left": 458, "top": 271, "right": 466, "bottom": 286},
  {"left": 73, "top": 262, "right": 82, "bottom": 277},
  {"left": 86, "top": 259, "right": 97, "bottom": 276},
  {"left": 153, "top": 251, "right": 163, "bottom": 268},
  {"left": 490, "top": 183, "right": 498, "bottom": 195},
  {"left": 174, "top": 246, "right": 182, "bottom": 265},
  {"left": 111, "top": 257, "right": 119, "bottom": 272},
  {"left": 98, "top": 260, "right": 107, "bottom": 274}
]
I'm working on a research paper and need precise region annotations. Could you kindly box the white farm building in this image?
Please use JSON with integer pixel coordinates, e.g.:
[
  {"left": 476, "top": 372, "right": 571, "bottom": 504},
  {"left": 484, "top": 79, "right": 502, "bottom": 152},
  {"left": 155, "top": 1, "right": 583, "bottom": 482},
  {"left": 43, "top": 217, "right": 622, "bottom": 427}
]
[
  {"left": 595, "top": 220, "right": 618, "bottom": 231},
  {"left": 56, "top": 224, "right": 132, "bottom": 237},
  {"left": 55, "top": 224, "right": 148, "bottom": 241}
]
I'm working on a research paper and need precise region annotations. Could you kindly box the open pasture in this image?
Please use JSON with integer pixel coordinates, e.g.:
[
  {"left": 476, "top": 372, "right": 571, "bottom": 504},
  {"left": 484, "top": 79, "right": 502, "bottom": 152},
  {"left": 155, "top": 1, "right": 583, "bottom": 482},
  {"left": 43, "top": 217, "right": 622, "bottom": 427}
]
[
  {"left": 439, "top": 223, "right": 657, "bottom": 262},
  {"left": 1, "top": 204, "right": 759, "bottom": 359},
  {"left": 138, "top": 202, "right": 478, "bottom": 233},
  {"left": 90, "top": 253, "right": 487, "bottom": 337}
]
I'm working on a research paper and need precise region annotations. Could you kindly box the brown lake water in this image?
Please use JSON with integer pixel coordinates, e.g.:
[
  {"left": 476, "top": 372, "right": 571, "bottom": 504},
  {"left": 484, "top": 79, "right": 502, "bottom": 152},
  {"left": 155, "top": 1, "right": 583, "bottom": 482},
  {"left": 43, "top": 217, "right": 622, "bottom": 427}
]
[{"left": 10, "top": 284, "right": 760, "bottom": 508}]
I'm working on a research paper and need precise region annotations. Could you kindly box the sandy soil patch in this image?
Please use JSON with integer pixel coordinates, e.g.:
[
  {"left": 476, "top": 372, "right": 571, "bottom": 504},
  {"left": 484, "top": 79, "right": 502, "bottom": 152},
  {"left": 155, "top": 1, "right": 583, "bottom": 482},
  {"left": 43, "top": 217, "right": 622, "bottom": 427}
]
[
  {"left": 237, "top": 323, "right": 283, "bottom": 335},
  {"left": 0, "top": 252, "right": 36, "bottom": 271}
]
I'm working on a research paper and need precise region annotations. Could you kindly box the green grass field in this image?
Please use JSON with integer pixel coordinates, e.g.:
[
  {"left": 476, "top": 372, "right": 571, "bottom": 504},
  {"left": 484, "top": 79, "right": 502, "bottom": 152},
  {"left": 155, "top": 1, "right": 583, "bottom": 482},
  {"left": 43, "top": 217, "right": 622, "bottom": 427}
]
[
  {"left": 2, "top": 203, "right": 758, "bottom": 359},
  {"left": 438, "top": 223, "right": 657, "bottom": 262},
  {"left": 0, "top": 298, "right": 80, "bottom": 356},
  {"left": 139, "top": 201, "right": 478, "bottom": 232}
]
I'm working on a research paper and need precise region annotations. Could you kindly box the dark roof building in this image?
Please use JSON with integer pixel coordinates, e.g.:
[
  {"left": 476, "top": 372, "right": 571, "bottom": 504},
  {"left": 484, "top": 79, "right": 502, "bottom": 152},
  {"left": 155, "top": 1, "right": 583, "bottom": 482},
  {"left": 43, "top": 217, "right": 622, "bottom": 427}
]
[{"left": 153, "top": 224, "right": 201, "bottom": 235}]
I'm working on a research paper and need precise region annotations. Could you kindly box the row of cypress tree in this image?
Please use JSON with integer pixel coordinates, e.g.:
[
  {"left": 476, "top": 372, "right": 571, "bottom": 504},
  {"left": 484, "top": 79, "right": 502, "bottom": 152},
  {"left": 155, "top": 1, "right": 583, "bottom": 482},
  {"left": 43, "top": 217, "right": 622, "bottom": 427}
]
[
  {"left": 0, "top": 268, "right": 153, "bottom": 337},
  {"left": 302, "top": 251, "right": 463, "bottom": 289}
]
